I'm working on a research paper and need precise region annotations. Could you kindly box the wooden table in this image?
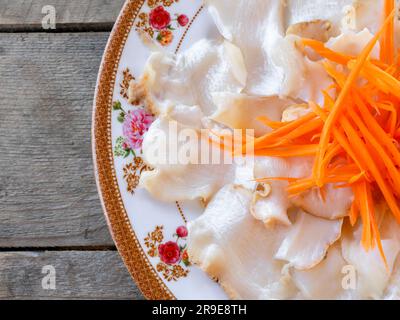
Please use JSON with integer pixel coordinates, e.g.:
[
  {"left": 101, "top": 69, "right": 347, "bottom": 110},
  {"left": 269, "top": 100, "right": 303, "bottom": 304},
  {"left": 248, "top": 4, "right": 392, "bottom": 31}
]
[{"left": 0, "top": 0, "right": 143, "bottom": 299}]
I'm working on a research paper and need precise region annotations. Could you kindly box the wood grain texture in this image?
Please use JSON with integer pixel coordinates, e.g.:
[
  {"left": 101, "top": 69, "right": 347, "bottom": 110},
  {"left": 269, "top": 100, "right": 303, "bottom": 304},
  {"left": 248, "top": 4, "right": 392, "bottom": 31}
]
[
  {"left": 0, "top": 0, "right": 126, "bottom": 31},
  {"left": 0, "top": 251, "right": 143, "bottom": 299},
  {"left": 0, "top": 33, "right": 115, "bottom": 247}
]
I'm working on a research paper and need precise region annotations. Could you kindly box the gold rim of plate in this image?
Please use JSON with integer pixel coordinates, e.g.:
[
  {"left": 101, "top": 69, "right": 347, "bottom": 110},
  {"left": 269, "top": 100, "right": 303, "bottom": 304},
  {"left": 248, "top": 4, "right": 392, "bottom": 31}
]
[{"left": 92, "top": 0, "right": 174, "bottom": 300}]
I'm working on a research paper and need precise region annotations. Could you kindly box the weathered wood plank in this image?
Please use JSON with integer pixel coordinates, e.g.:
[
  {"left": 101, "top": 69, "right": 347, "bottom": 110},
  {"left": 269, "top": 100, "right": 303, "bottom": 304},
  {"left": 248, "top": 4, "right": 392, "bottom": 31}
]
[
  {"left": 0, "top": 251, "right": 143, "bottom": 299},
  {"left": 0, "top": 33, "right": 115, "bottom": 247},
  {"left": 0, "top": 0, "right": 126, "bottom": 31}
]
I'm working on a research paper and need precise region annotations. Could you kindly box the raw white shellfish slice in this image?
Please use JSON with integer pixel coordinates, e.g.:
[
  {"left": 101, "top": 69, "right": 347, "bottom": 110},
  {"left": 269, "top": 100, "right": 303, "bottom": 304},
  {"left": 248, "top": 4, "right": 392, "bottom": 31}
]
[
  {"left": 284, "top": 0, "right": 353, "bottom": 33},
  {"left": 132, "top": 39, "right": 247, "bottom": 118},
  {"left": 341, "top": 218, "right": 400, "bottom": 299},
  {"left": 275, "top": 210, "right": 343, "bottom": 270},
  {"left": 140, "top": 115, "right": 235, "bottom": 202},
  {"left": 326, "top": 28, "right": 379, "bottom": 58},
  {"left": 290, "top": 244, "right": 350, "bottom": 300},
  {"left": 291, "top": 184, "right": 354, "bottom": 220},
  {"left": 206, "top": 0, "right": 342, "bottom": 102},
  {"left": 210, "top": 92, "right": 293, "bottom": 136},
  {"left": 187, "top": 184, "right": 297, "bottom": 299}
]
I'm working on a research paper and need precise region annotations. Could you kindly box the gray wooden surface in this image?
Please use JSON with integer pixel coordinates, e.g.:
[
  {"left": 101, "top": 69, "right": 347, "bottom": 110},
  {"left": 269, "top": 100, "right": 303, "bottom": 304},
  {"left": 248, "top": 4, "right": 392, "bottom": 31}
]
[
  {"left": 0, "top": 0, "right": 144, "bottom": 299},
  {"left": 0, "top": 251, "right": 143, "bottom": 299},
  {"left": 0, "top": 0, "right": 126, "bottom": 31}
]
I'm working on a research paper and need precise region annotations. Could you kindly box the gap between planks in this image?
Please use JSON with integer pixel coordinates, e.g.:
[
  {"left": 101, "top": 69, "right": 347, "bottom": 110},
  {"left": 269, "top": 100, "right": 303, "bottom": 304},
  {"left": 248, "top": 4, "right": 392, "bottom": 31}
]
[
  {"left": 0, "top": 246, "right": 117, "bottom": 252},
  {"left": 0, "top": 250, "right": 143, "bottom": 299}
]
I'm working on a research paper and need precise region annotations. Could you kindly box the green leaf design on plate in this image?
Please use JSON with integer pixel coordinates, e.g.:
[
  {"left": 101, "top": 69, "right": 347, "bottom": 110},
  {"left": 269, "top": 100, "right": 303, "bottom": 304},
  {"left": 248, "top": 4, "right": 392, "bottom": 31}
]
[
  {"left": 113, "top": 101, "right": 122, "bottom": 110},
  {"left": 114, "top": 136, "right": 126, "bottom": 157},
  {"left": 117, "top": 111, "right": 125, "bottom": 123}
]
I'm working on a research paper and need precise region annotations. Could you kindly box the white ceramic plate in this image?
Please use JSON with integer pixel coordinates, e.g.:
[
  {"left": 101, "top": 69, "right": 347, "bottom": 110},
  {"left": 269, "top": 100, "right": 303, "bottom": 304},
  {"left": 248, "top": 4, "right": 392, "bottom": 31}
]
[{"left": 93, "top": 0, "right": 227, "bottom": 300}]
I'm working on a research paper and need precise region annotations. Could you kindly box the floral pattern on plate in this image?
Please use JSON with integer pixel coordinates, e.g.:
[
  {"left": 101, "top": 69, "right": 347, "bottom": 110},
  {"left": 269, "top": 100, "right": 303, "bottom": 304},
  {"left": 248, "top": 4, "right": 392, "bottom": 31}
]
[
  {"left": 135, "top": 1, "right": 190, "bottom": 46},
  {"left": 113, "top": 67, "right": 154, "bottom": 194},
  {"left": 144, "top": 225, "right": 191, "bottom": 281},
  {"left": 112, "top": 67, "right": 191, "bottom": 282},
  {"left": 94, "top": 0, "right": 223, "bottom": 299}
]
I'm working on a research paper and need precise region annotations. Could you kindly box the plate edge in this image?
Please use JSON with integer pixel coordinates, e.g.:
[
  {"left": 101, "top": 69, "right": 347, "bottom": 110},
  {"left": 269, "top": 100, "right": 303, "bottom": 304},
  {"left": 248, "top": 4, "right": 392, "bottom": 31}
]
[{"left": 91, "top": 0, "right": 175, "bottom": 300}]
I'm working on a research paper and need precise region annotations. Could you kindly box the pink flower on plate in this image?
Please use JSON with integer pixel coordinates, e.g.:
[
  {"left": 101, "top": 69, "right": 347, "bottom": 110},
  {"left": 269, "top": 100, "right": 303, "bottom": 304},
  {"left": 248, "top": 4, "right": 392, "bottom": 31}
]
[
  {"left": 176, "top": 226, "right": 188, "bottom": 238},
  {"left": 149, "top": 6, "right": 171, "bottom": 30},
  {"left": 122, "top": 108, "right": 153, "bottom": 150},
  {"left": 158, "top": 241, "right": 181, "bottom": 265},
  {"left": 177, "top": 14, "right": 189, "bottom": 27}
]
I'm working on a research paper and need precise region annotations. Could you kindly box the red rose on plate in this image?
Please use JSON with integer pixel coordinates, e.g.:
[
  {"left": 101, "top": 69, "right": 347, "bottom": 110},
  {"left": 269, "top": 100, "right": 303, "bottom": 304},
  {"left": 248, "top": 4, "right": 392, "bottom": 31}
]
[
  {"left": 176, "top": 225, "right": 188, "bottom": 238},
  {"left": 158, "top": 241, "right": 181, "bottom": 265},
  {"left": 177, "top": 14, "right": 189, "bottom": 27},
  {"left": 149, "top": 6, "right": 171, "bottom": 30}
]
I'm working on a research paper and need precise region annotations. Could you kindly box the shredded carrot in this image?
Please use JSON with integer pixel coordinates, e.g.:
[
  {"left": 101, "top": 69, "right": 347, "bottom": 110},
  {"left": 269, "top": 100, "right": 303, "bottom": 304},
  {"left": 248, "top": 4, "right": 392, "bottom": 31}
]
[
  {"left": 254, "top": 113, "right": 316, "bottom": 146},
  {"left": 302, "top": 38, "right": 388, "bottom": 69},
  {"left": 348, "top": 171, "right": 367, "bottom": 185},
  {"left": 255, "top": 177, "right": 298, "bottom": 183},
  {"left": 349, "top": 200, "right": 359, "bottom": 226},
  {"left": 353, "top": 92, "right": 400, "bottom": 168},
  {"left": 309, "top": 101, "right": 369, "bottom": 175},
  {"left": 219, "top": 4, "right": 400, "bottom": 264},
  {"left": 352, "top": 61, "right": 400, "bottom": 98},
  {"left": 301, "top": 38, "right": 352, "bottom": 65},
  {"left": 262, "top": 118, "right": 323, "bottom": 148},
  {"left": 316, "top": 8, "right": 396, "bottom": 187},
  {"left": 256, "top": 116, "right": 287, "bottom": 129},
  {"left": 255, "top": 144, "right": 318, "bottom": 157},
  {"left": 381, "top": 0, "right": 396, "bottom": 64},
  {"left": 346, "top": 106, "right": 400, "bottom": 193},
  {"left": 286, "top": 179, "right": 316, "bottom": 196},
  {"left": 358, "top": 180, "right": 388, "bottom": 268}
]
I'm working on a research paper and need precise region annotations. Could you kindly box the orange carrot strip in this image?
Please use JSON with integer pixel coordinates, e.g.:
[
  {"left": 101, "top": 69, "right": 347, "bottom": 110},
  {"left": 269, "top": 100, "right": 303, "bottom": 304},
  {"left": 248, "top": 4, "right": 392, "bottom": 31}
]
[
  {"left": 328, "top": 163, "right": 362, "bottom": 176},
  {"left": 360, "top": 181, "right": 388, "bottom": 267},
  {"left": 256, "top": 116, "right": 286, "bottom": 130},
  {"left": 321, "top": 143, "right": 342, "bottom": 168},
  {"left": 287, "top": 168, "right": 360, "bottom": 196},
  {"left": 311, "top": 133, "right": 321, "bottom": 142},
  {"left": 348, "top": 171, "right": 367, "bottom": 185},
  {"left": 302, "top": 38, "right": 388, "bottom": 69},
  {"left": 354, "top": 61, "right": 400, "bottom": 99},
  {"left": 254, "top": 113, "right": 316, "bottom": 146},
  {"left": 255, "top": 144, "right": 318, "bottom": 158},
  {"left": 370, "top": 213, "right": 389, "bottom": 271},
  {"left": 255, "top": 177, "right": 298, "bottom": 183},
  {"left": 322, "top": 61, "right": 347, "bottom": 87},
  {"left": 353, "top": 65, "right": 392, "bottom": 95},
  {"left": 353, "top": 91, "right": 400, "bottom": 167},
  {"left": 349, "top": 198, "right": 359, "bottom": 226},
  {"left": 376, "top": 101, "right": 396, "bottom": 112},
  {"left": 263, "top": 118, "right": 323, "bottom": 147},
  {"left": 387, "top": 110, "right": 397, "bottom": 136},
  {"left": 302, "top": 38, "right": 352, "bottom": 65},
  {"left": 287, "top": 179, "right": 315, "bottom": 195},
  {"left": 395, "top": 127, "right": 400, "bottom": 138},
  {"left": 354, "top": 182, "right": 372, "bottom": 250},
  {"left": 381, "top": 0, "right": 395, "bottom": 64}
]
